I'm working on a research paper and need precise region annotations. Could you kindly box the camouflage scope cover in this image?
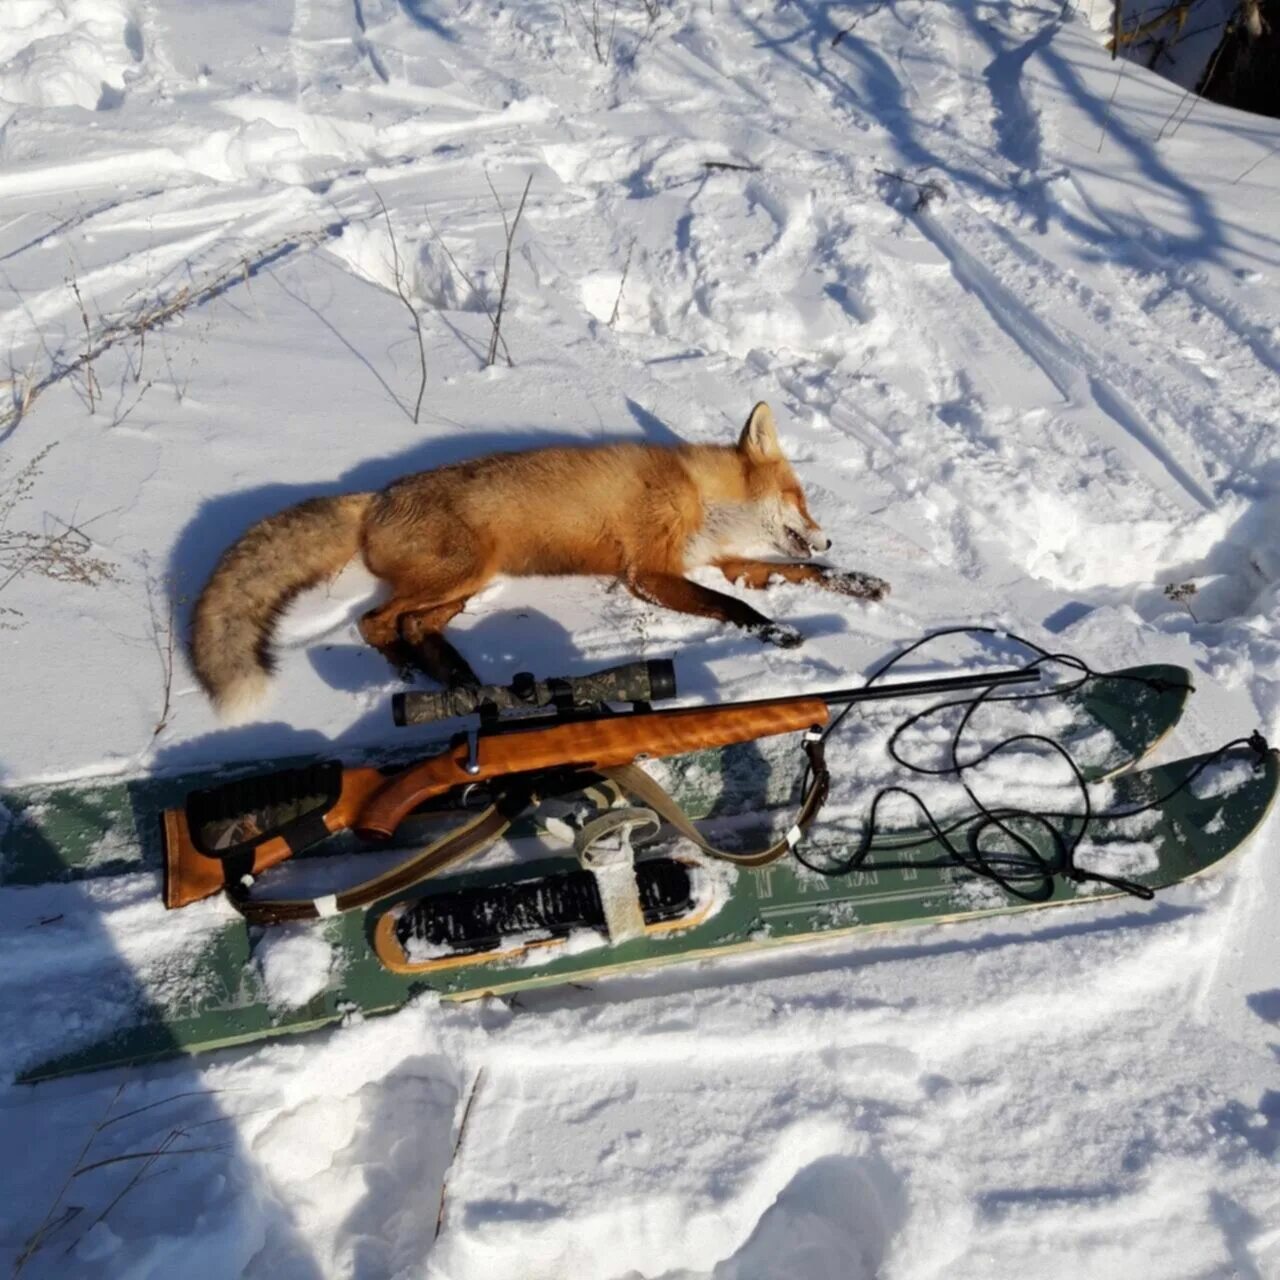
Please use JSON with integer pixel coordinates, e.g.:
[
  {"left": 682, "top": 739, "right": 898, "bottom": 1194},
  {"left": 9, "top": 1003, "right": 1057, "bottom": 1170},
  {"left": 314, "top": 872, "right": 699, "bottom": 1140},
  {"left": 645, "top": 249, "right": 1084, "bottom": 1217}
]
[{"left": 393, "top": 659, "right": 677, "bottom": 726}]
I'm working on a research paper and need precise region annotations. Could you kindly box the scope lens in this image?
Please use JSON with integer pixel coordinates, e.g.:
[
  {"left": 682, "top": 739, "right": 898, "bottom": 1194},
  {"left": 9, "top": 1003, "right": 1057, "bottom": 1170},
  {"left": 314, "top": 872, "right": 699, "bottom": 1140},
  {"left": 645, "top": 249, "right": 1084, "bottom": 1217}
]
[{"left": 647, "top": 659, "right": 677, "bottom": 700}]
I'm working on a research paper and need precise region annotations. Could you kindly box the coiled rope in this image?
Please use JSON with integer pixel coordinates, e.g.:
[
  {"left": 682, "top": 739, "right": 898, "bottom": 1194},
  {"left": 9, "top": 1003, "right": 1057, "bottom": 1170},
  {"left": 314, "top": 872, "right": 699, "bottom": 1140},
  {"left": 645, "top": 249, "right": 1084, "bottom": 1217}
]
[{"left": 795, "top": 627, "right": 1267, "bottom": 902}]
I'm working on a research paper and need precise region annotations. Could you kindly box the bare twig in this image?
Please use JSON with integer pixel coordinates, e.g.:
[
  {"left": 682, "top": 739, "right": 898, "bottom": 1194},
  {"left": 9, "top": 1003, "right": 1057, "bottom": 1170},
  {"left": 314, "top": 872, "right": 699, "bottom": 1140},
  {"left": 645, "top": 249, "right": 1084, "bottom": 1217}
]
[
  {"left": 371, "top": 188, "right": 428, "bottom": 425},
  {"left": 1097, "top": 4, "right": 1154, "bottom": 153},
  {"left": 833, "top": 0, "right": 888, "bottom": 45},
  {"left": 1233, "top": 143, "right": 1278, "bottom": 184},
  {"left": 484, "top": 173, "right": 533, "bottom": 369},
  {"left": 147, "top": 574, "right": 177, "bottom": 738},
  {"left": 573, "top": 0, "right": 620, "bottom": 64},
  {"left": 874, "top": 168, "right": 946, "bottom": 212},
  {"left": 111, "top": 376, "right": 153, "bottom": 432},
  {"left": 422, "top": 210, "right": 513, "bottom": 366},
  {"left": 1163, "top": 14, "right": 1234, "bottom": 139},
  {"left": 609, "top": 240, "right": 635, "bottom": 328},
  {"left": 434, "top": 1069, "right": 485, "bottom": 1241},
  {"left": 704, "top": 160, "right": 760, "bottom": 172},
  {"left": 158, "top": 325, "right": 192, "bottom": 405}
]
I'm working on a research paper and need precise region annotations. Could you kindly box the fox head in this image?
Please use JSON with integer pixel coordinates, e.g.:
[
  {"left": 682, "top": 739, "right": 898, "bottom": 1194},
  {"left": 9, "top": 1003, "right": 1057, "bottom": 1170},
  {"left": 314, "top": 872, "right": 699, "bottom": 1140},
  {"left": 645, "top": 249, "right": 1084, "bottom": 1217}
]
[{"left": 735, "top": 403, "right": 831, "bottom": 559}]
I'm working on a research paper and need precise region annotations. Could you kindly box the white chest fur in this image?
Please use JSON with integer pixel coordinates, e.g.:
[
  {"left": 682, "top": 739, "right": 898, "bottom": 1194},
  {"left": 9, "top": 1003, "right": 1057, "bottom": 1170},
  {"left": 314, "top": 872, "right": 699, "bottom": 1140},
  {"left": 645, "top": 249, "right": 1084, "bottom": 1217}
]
[{"left": 683, "top": 499, "right": 782, "bottom": 567}]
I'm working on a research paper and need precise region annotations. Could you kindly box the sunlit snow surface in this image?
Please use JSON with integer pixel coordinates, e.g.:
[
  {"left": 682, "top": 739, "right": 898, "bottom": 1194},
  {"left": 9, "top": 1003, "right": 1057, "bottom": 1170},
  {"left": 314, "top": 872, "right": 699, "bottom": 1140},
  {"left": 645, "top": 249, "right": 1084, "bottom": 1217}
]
[{"left": 1, "top": 0, "right": 1279, "bottom": 1276}]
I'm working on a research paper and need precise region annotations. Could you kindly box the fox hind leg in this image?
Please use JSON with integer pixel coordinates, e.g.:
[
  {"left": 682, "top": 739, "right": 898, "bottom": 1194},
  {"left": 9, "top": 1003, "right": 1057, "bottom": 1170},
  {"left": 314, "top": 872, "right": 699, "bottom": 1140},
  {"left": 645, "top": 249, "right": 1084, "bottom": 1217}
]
[
  {"left": 625, "top": 572, "right": 802, "bottom": 648},
  {"left": 396, "top": 601, "right": 479, "bottom": 687},
  {"left": 358, "top": 602, "right": 478, "bottom": 688},
  {"left": 358, "top": 567, "right": 488, "bottom": 687}
]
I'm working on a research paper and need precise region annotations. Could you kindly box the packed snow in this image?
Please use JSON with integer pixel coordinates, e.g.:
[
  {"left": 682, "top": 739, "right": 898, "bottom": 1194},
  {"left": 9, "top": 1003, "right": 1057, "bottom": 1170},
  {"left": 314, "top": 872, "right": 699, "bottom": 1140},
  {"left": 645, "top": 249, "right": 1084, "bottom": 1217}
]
[{"left": 2, "top": 0, "right": 1279, "bottom": 1276}]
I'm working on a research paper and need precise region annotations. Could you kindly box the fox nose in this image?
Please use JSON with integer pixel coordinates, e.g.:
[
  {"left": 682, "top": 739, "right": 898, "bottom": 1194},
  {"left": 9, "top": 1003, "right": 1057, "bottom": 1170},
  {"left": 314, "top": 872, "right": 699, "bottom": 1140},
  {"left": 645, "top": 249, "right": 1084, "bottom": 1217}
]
[{"left": 811, "top": 533, "right": 831, "bottom": 553}]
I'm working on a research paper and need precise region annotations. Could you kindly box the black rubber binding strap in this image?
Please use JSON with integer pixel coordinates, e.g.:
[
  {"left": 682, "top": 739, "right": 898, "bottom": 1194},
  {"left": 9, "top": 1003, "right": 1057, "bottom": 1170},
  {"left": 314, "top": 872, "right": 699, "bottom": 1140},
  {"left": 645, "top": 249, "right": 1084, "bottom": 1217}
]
[{"left": 186, "top": 761, "right": 343, "bottom": 859}]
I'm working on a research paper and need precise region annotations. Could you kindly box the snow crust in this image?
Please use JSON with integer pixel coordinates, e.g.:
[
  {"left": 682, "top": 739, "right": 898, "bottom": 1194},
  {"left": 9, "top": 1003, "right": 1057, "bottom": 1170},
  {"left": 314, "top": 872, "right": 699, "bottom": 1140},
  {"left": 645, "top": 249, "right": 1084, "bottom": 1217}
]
[
  {"left": 2, "top": 0, "right": 1280, "bottom": 1276},
  {"left": 254, "top": 927, "right": 336, "bottom": 1010}
]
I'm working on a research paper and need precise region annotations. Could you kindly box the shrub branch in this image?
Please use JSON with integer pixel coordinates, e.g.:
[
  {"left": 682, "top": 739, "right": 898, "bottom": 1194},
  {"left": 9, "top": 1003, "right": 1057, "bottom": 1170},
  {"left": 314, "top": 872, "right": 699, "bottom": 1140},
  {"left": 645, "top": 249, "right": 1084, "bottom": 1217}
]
[
  {"left": 484, "top": 173, "right": 533, "bottom": 369},
  {"left": 371, "top": 188, "right": 428, "bottom": 425}
]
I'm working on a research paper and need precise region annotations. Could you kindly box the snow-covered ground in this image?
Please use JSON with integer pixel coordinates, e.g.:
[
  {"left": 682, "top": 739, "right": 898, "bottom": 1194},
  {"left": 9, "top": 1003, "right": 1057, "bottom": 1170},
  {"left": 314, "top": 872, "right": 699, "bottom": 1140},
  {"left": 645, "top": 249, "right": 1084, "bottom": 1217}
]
[{"left": 2, "top": 0, "right": 1279, "bottom": 1275}]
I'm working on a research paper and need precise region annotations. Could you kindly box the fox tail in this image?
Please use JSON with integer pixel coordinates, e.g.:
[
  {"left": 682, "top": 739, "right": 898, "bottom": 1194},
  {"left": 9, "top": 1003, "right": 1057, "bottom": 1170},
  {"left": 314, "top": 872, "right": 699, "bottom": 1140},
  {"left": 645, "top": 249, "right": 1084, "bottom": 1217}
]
[{"left": 190, "top": 492, "right": 372, "bottom": 720}]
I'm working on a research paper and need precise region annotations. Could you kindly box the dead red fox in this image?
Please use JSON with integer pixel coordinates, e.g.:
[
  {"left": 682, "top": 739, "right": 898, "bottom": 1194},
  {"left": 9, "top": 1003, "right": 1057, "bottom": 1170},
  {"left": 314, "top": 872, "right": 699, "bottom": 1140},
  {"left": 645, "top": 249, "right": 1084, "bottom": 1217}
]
[{"left": 191, "top": 402, "right": 889, "bottom": 718}]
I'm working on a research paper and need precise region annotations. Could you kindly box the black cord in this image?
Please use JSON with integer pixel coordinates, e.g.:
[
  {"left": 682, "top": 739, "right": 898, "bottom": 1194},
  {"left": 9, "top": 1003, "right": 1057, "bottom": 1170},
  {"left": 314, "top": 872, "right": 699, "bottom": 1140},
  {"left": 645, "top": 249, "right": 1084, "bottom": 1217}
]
[{"left": 794, "top": 627, "right": 1265, "bottom": 903}]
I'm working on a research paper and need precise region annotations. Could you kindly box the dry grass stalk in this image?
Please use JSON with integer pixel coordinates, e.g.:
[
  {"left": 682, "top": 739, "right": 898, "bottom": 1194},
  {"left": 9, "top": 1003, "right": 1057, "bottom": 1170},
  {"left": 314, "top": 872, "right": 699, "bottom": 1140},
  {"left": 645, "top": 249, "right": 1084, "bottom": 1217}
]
[
  {"left": 16, "top": 1085, "right": 237, "bottom": 1270},
  {"left": 67, "top": 276, "right": 99, "bottom": 414},
  {"left": 0, "top": 444, "right": 115, "bottom": 614},
  {"left": 14, "top": 1083, "right": 125, "bottom": 1274},
  {"left": 1, "top": 231, "right": 329, "bottom": 438},
  {"left": 1163, "top": 580, "right": 1199, "bottom": 622},
  {"left": 64, "top": 1128, "right": 231, "bottom": 1255}
]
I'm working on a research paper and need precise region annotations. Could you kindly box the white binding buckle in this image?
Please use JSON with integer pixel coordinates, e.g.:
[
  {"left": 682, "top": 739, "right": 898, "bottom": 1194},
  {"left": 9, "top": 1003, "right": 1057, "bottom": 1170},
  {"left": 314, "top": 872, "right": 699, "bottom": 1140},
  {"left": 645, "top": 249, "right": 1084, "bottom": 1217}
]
[
  {"left": 575, "top": 809, "right": 658, "bottom": 943},
  {"left": 314, "top": 893, "right": 340, "bottom": 918}
]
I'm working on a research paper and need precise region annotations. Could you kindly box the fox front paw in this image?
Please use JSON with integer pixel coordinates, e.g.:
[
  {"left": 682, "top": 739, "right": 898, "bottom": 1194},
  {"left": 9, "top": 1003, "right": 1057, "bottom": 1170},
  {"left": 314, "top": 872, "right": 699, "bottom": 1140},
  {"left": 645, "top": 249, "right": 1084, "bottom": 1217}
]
[
  {"left": 824, "top": 569, "right": 890, "bottom": 601},
  {"left": 759, "top": 622, "right": 804, "bottom": 649}
]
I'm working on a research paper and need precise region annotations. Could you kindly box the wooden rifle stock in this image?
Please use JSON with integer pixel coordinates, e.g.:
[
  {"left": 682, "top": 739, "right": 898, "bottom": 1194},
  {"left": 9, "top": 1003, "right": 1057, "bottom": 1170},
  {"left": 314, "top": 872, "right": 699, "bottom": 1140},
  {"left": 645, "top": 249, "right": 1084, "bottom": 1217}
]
[
  {"left": 164, "top": 765, "right": 388, "bottom": 908},
  {"left": 354, "top": 697, "right": 830, "bottom": 840}
]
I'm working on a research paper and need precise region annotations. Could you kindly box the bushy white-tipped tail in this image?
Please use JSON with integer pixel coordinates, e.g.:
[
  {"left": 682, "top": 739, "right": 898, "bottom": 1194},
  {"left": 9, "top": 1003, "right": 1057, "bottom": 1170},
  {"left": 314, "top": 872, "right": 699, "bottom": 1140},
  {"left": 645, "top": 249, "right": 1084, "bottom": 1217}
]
[
  {"left": 210, "top": 667, "right": 273, "bottom": 724},
  {"left": 190, "top": 493, "right": 372, "bottom": 720}
]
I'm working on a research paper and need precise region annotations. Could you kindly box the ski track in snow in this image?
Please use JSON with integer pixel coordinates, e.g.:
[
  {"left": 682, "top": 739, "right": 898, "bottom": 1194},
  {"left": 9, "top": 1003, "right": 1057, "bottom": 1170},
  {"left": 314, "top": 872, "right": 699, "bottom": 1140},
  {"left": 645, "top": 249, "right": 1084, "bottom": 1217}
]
[{"left": 2, "top": 0, "right": 1279, "bottom": 1276}]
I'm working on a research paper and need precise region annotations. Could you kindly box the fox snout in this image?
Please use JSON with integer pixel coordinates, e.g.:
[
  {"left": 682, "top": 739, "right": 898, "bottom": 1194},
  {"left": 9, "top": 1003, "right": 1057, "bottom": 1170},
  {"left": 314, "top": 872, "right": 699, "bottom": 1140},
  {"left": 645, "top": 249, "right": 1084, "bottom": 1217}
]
[{"left": 781, "top": 524, "right": 831, "bottom": 558}]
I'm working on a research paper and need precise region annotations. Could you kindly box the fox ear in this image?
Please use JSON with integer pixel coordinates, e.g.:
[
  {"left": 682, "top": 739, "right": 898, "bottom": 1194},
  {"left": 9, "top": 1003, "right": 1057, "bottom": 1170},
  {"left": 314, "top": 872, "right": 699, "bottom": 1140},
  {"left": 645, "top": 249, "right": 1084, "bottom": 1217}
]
[{"left": 738, "top": 402, "right": 782, "bottom": 460}]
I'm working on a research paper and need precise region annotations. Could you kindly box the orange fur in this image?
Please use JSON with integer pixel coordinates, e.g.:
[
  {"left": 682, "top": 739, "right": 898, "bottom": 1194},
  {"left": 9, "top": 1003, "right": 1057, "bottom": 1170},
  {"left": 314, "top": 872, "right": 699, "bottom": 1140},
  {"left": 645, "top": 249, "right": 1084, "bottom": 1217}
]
[{"left": 189, "top": 403, "right": 888, "bottom": 717}]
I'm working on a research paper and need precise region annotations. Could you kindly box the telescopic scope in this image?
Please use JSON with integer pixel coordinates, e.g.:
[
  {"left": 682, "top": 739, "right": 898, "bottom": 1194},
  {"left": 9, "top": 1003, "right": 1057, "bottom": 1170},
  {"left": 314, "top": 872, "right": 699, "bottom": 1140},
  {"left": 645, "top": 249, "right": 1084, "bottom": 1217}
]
[{"left": 392, "top": 658, "right": 678, "bottom": 727}]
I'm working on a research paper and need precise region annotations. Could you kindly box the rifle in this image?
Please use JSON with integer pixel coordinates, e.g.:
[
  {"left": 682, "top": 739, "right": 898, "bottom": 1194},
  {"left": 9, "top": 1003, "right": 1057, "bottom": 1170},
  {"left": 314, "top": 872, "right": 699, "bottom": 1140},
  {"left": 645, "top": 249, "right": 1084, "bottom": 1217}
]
[{"left": 162, "top": 658, "right": 1039, "bottom": 924}]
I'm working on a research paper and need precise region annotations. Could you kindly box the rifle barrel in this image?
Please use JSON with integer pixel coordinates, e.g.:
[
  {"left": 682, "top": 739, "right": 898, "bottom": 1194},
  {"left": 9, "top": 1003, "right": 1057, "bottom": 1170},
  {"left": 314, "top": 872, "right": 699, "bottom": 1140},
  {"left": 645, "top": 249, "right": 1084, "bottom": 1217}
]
[{"left": 734, "top": 666, "right": 1040, "bottom": 714}]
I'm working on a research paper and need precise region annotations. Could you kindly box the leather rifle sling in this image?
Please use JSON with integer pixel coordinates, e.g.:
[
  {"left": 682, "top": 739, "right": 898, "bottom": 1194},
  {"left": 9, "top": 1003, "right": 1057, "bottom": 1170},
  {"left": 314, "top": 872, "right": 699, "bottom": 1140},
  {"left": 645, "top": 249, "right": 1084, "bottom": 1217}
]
[
  {"left": 228, "top": 785, "right": 534, "bottom": 926},
  {"left": 597, "top": 736, "right": 830, "bottom": 867},
  {"left": 228, "top": 737, "right": 829, "bottom": 926}
]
